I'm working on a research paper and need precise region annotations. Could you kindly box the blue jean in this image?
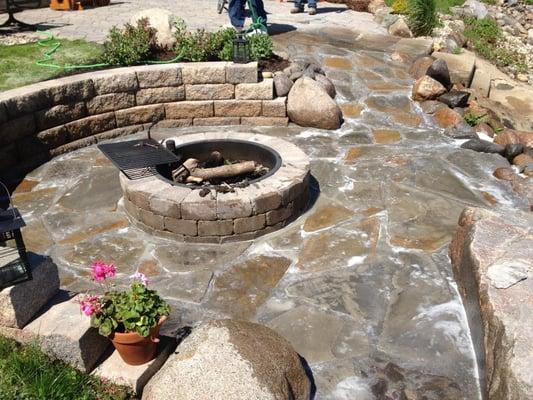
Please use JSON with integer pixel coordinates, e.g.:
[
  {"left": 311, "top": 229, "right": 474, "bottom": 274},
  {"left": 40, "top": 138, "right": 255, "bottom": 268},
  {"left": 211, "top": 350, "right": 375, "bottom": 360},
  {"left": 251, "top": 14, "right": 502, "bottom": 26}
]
[
  {"left": 294, "top": 0, "right": 317, "bottom": 8},
  {"left": 228, "top": 0, "right": 267, "bottom": 28}
]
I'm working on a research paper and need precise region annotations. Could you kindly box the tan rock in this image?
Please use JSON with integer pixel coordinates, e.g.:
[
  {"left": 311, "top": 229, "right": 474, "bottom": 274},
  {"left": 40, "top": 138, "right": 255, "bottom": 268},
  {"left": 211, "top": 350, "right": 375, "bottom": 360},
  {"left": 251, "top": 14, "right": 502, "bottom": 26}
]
[
  {"left": 432, "top": 51, "right": 476, "bottom": 86},
  {"left": 235, "top": 79, "right": 273, "bottom": 100},
  {"left": 408, "top": 56, "right": 434, "bottom": 79},
  {"left": 513, "top": 153, "right": 533, "bottom": 168},
  {"left": 494, "top": 129, "right": 533, "bottom": 148},
  {"left": 185, "top": 84, "right": 234, "bottom": 101},
  {"left": 389, "top": 17, "right": 413, "bottom": 38},
  {"left": 433, "top": 107, "right": 463, "bottom": 128},
  {"left": 214, "top": 100, "right": 262, "bottom": 117},
  {"left": 287, "top": 77, "right": 342, "bottom": 130},
  {"left": 142, "top": 319, "right": 311, "bottom": 400},
  {"left": 412, "top": 76, "right": 447, "bottom": 101}
]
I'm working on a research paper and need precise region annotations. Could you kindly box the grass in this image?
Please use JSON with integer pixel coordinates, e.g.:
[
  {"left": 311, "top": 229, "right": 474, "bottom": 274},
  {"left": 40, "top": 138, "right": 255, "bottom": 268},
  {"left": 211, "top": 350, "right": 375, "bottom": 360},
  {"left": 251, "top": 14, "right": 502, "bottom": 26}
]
[
  {"left": 385, "top": 0, "right": 465, "bottom": 13},
  {"left": 0, "top": 39, "right": 103, "bottom": 92},
  {"left": 0, "top": 336, "right": 134, "bottom": 400}
]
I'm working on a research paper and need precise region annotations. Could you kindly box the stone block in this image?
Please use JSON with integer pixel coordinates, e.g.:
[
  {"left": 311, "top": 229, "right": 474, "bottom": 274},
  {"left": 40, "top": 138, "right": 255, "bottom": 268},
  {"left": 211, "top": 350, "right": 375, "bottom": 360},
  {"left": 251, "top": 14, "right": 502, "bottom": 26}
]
[
  {"left": 193, "top": 117, "right": 240, "bottom": 126},
  {"left": 155, "top": 119, "right": 193, "bottom": 128},
  {"left": 65, "top": 112, "right": 116, "bottom": 140},
  {"left": 433, "top": 51, "right": 476, "bottom": 86},
  {"left": 226, "top": 62, "right": 258, "bottom": 84},
  {"left": 185, "top": 84, "right": 234, "bottom": 101},
  {"left": 92, "top": 337, "right": 177, "bottom": 393},
  {"left": 181, "top": 190, "right": 217, "bottom": 221},
  {"left": 24, "top": 292, "right": 110, "bottom": 372},
  {"left": 235, "top": 79, "right": 274, "bottom": 100},
  {"left": 266, "top": 203, "right": 293, "bottom": 226},
  {"left": 123, "top": 198, "right": 141, "bottom": 220},
  {"left": 86, "top": 92, "right": 136, "bottom": 115},
  {"left": 164, "top": 217, "right": 198, "bottom": 236},
  {"left": 165, "top": 101, "right": 213, "bottom": 119},
  {"left": 136, "top": 65, "right": 183, "bottom": 88},
  {"left": 35, "top": 102, "right": 87, "bottom": 131},
  {"left": 115, "top": 104, "right": 165, "bottom": 127},
  {"left": 92, "top": 70, "right": 139, "bottom": 94},
  {"left": 0, "top": 254, "right": 59, "bottom": 329},
  {"left": 182, "top": 63, "right": 227, "bottom": 84},
  {"left": 0, "top": 114, "right": 36, "bottom": 146},
  {"left": 216, "top": 191, "right": 253, "bottom": 219},
  {"left": 2, "top": 89, "right": 50, "bottom": 118},
  {"left": 136, "top": 86, "right": 185, "bottom": 106},
  {"left": 198, "top": 220, "right": 234, "bottom": 236},
  {"left": 50, "top": 136, "right": 97, "bottom": 157},
  {"left": 240, "top": 117, "right": 288, "bottom": 126},
  {"left": 262, "top": 97, "right": 287, "bottom": 117},
  {"left": 251, "top": 190, "right": 282, "bottom": 214},
  {"left": 45, "top": 78, "right": 96, "bottom": 104},
  {"left": 214, "top": 100, "right": 261, "bottom": 117},
  {"left": 234, "top": 214, "right": 266, "bottom": 234},
  {"left": 139, "top": 208, "right": 164, "bottom": 230},
  {"left": 150, "top": 195, "right": 181, "bottom": 218}
]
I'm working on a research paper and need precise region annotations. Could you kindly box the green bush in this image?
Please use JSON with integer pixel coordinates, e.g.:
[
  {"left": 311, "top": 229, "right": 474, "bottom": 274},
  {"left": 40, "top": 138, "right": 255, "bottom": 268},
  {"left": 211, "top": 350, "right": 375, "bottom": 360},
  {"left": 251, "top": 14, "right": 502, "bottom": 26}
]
[
  {"left": 102, "top": 19, "right": 157, "bottom": 66},
  {"left": 392, "top": 0, "right": 408, "bottom": 14},
  {"left": 248, "top": 33, "right": 274, "bottom": 61},
  {"left": 407, "top": 0, "right": 439, "bottom": 36}
]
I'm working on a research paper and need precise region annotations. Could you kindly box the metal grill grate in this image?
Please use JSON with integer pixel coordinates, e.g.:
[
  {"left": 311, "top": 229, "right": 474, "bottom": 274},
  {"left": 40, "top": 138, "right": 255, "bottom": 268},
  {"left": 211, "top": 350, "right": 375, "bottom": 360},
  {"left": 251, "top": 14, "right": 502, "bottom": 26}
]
[{"left": 98, "top": 139, "right": 181, "bottom": 180}]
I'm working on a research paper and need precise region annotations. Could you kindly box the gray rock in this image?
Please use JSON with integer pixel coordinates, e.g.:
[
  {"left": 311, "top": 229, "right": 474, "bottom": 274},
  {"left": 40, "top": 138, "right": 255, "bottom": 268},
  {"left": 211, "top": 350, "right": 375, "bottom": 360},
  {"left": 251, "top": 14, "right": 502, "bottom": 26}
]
[
  {"left": 302, "top": 66, "right": 316, "bottom": 79},
  {"left": 388, "top": 17, "right": 413, "bottom": 38},
  {"left": 438, "top": 90, "right": 470, "bottom": 108},
  {"left": 273, "top": 72, "right": 293, "bottom": 97},
  {"left": 130, "top": 8, "right": 176, "bottom": 49},
  {"left": 454, "top": 0, "right": 488, "bottom": 19},
  {"left": 314, "top": 74, "right": 336, "bottom": 99},
  {"left": 289, "top": 70, "right": 305, "bottom": 82},
  {"left": 461, "top": 139, "right": 505, "bottom": 155},
  {"left": 142, "top": 320, "right": 312, "bottom": 400},
  {"left": 487, "top": 261, "right": 529, "bottom": 289},
  {"left": 287, "top": 77, "right": 342, "bottom": 130},
  {"left": 443, "top": 122, "right": 478, "bottom": 139},
  {"left": 0, "top": 254, "right": 59, "bottom": 328},
  {"left": 426, "top": 59, "right": 453, "bottom": 91},
  {"left": 504, "top": 143, "right": 524, "bottom": 160}
]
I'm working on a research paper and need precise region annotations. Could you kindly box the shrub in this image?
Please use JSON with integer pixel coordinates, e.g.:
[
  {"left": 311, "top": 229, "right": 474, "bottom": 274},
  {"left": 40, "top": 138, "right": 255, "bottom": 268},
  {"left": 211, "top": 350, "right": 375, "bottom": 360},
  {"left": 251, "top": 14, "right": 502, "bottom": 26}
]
[
  {"left": 102, "top": 19, "right": 157, "bottom": 66},
  {"left": 407, "top": 0, "right": 438, "bottom": 36},
  {"left": 212, "top": 27, "right": 237, "bottom": 61},
  {"left": 248, "top": 33, "right": 274, "bottom": 61},
  {"left": 392, "top": 0, "right": 408, "bottom": 14}
]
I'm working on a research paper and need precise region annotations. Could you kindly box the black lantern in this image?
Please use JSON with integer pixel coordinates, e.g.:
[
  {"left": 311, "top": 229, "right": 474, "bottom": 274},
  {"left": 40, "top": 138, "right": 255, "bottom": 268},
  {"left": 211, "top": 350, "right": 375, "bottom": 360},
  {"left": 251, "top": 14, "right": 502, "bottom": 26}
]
[
  {"left": 0, "top": 182, "right": 31, "bottom": 290},
  {"left": 233, "top": 34, "right": 250, "bottom": 64}
]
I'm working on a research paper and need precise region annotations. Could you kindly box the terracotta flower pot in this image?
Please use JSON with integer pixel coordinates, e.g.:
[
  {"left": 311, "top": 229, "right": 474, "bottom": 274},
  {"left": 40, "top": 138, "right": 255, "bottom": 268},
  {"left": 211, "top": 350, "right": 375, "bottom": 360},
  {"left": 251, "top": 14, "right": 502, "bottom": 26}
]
[{"left": 110, "top": 316, "right": 166, "bottom": 366}]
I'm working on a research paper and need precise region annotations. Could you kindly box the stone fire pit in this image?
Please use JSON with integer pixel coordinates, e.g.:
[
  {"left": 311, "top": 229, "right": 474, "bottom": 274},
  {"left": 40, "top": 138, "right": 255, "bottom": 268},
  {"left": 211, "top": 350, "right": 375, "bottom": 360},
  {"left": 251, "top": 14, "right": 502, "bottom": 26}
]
[{"left": 120, "top": 132, "right": 310, "bottom": 243}]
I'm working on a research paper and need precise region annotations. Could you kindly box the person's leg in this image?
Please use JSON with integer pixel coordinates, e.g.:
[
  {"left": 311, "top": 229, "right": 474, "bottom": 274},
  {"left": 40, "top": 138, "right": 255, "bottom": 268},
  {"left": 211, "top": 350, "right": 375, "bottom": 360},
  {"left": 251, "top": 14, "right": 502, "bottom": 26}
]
[
  {"left": 291, "top": 0, "right": 304, "bottom": 13},
  {"left": 307, "top": 0, "right": 317, "bottom": 14},
  {"left": 250, "top": 0, "right": 267, "bottom": 23},
  {"left": 229, "top": 0, "right": 246, "bottom": 28}
]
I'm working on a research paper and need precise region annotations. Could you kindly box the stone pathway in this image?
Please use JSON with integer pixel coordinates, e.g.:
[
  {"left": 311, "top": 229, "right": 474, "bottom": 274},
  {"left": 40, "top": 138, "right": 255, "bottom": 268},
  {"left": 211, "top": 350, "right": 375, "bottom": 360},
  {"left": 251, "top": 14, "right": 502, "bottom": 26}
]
[
  {"left": 7, "top": 0, "right": 384, "bottom": 42},
  {"left": 11, "top": 27, "right": 530, "bottom": 399}
]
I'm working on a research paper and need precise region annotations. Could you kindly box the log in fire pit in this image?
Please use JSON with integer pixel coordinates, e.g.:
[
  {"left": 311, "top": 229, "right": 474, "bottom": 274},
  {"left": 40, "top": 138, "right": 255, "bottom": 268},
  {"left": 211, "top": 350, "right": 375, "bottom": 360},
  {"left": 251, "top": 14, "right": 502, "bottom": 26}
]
[{"left": 120, "top": 132, "right": 310, "bottom": 243}]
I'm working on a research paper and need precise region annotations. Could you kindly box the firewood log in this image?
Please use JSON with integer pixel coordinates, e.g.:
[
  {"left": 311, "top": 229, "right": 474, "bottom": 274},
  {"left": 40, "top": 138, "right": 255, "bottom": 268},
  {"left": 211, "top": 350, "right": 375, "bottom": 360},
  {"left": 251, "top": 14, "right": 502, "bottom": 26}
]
[{"left": 191, "top": 161, "right": 256, "bottom": 181}]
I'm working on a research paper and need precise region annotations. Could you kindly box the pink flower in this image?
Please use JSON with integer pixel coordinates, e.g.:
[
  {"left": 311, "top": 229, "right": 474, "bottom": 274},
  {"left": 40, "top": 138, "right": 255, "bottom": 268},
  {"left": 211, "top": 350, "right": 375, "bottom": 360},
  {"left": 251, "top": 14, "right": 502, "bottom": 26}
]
[
  {"left": 130, "top": 272, "right": 149, "bottom": 287},
  {"left": 79, "top": 295, "right": 99, "bottom": 317},
  {"left": 91, "top": 261, "right": 116, "bottom": 282}
]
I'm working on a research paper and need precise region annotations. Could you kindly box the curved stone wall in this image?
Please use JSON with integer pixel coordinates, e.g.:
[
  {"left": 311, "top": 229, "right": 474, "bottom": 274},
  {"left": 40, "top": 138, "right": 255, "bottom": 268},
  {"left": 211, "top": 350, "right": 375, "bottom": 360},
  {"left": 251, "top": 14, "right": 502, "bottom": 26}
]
[
  {"left": 121, "top": 132, "right": 310, "bottom": 243},
  {"left": 0, "top": 62, "right": 288, "bottom": 180}
]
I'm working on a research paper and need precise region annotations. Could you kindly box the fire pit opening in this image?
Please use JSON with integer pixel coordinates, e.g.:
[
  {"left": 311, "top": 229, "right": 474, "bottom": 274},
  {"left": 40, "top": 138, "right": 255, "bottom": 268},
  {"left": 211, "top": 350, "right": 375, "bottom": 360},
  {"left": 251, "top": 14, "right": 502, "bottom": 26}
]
[{"left": 156, "top": 139, "right": 282, "bottom": 188}]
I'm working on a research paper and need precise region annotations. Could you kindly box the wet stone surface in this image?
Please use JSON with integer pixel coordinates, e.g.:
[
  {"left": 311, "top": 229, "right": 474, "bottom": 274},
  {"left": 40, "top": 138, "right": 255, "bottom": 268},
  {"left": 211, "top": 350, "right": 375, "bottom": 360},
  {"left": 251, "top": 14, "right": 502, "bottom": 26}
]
[{"left": 11, "top": 30, "right": 531, "bottom": 400}]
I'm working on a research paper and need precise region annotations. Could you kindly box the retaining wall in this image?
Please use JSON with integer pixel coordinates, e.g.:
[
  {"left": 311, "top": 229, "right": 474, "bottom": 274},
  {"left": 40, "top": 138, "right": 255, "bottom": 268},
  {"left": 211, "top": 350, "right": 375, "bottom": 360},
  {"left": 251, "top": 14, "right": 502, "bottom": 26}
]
[{"left": 0, "top": 62, "right": 288, "bottom": 180}]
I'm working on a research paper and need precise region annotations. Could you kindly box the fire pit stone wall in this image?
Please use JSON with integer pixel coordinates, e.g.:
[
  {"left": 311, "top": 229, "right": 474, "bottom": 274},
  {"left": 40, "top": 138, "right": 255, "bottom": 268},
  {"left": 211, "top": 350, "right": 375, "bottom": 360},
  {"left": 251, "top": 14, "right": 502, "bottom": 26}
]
[{"left": 120, "top": 132, "right": 310, "bottom": 243}]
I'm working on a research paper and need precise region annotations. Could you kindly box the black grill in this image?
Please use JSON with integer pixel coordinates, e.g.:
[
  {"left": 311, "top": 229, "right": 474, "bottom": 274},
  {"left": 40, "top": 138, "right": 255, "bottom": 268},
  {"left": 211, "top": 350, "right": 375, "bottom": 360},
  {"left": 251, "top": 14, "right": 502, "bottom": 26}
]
[{"left": 98, "top": 139, "right": 181, "bottom": 180}]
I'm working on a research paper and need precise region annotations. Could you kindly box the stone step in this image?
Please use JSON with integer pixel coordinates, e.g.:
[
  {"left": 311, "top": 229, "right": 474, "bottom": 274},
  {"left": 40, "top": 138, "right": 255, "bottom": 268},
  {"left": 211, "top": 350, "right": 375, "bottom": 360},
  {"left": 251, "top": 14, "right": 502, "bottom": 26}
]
[
  {"left": 92, "top": 336, "right": 177, "bottom": 394},
  {"left": 23, "top": 290, "right": 110, "bottom": 372},
  {"left": 0, "top": 253, "right": 59, "bottom": 329}
]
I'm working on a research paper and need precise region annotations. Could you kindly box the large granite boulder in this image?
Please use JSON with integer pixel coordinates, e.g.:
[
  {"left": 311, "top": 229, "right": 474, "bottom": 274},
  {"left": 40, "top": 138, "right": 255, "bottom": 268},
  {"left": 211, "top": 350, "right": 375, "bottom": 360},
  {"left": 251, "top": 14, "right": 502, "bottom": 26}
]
[
  {"left": 287, "top": 77, "right": 342, "bottom": 130},
  {"left": 449, "top": 208, "right": 533, "bottom": 400},
  {"left": 142, "top": 320, "right": 311, "bottom": 400},
  {"left": 131, "top": 8, "right": 176, "bottom": 49}
]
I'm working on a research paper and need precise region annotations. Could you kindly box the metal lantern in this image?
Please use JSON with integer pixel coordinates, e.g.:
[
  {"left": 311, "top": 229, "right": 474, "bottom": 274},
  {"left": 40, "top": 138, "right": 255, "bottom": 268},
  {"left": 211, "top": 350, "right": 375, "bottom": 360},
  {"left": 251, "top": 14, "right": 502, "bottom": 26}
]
[
  {"left": 233, "top": 34, "right": 250, "bottom": 64},
  {"left": 0, "top": 182, "right": 31, "bottom": 290}
]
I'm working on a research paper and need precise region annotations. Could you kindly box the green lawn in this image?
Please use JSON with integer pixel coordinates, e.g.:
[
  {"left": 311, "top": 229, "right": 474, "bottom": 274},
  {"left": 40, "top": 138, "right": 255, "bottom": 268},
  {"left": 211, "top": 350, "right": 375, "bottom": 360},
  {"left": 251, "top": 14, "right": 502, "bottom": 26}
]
[
  {"left": 0, "top": 38, "right": 103, "bottom": 92},
  {"left": 0, "top": 336, "right": 134, "bottom": 400},
  {"left": 385, "top": 0, "right": 465, "bottom": 13}
]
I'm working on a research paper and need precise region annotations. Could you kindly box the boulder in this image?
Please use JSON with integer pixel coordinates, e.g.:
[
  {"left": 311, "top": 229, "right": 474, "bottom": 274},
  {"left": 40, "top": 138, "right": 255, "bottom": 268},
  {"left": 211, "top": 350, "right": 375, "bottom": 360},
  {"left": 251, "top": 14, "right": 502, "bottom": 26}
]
[
  {"left": 433, "top": 107, "right": 463, "bottom": 128},
  {"left": 314, "top": 74, "right": 336, "bottom": 99},
  {"left": 494, "top": 129, "right": 533, "bottom": 148},
  {"left": 460, "top": 139, "right": 505, "bottom": 155},
  {"left": 131, "top": 8, "right": 176, "bottom": 49},
  {"left": 142, "top": 320, "right": 311, "bottom": 400},
  {"left": 449, "top": 208, "right": 533, "bottom": 400},
  {"left": 273, "top": 72, "right": 293, "bottom": 97},
  {"left": 426, "top": 59, "right": 452, "bottom": 90},
  {"left": 368, "top": 0, "right": 386, "bottom": 13},
  {"left": 504, "top": 143, "right": 524, "bottom": 161},
  {"left": 437, "top": 90, "right": 470, "bottom": 108},
  {"left": 433, "top": 51, "right": 476, "bottom": 87},
  {"left": 443, "top": 122, "right": 478, "bottom": 140},
  {"left": 513, "top": 153, "right": 533, "bottom": 168},
  {"left": 287, "top": 77, "right": 342, "bottom": 130},
  {"left": 412, "top": 76, "right": 447, "bottom": 101},
  {"left": 454, "top": 0, "right": 488, "bottom": 19},
  {"left": 408, "top": 56, "right": 434, "bottom": 79},
  {"left": 389, "top": 17, "right": 413, "bottom": 38}
]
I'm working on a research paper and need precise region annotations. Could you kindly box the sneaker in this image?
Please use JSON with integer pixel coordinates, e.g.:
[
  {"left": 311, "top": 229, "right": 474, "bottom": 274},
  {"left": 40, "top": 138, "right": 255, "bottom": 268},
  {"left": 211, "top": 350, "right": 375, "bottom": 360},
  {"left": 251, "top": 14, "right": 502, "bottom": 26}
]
[
  {"left": 290, "top": 7, "right": 303, "bottom": 14},
  {"left": 308, "top": 7, "right": 317, "bottom": 15}
]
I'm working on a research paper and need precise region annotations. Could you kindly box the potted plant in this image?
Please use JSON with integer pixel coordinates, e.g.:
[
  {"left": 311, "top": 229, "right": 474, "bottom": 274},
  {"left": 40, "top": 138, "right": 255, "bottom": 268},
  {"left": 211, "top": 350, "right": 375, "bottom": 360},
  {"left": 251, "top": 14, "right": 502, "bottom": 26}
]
[{"left": 80, "top": 262, "right": 170, "bottom": 365}]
